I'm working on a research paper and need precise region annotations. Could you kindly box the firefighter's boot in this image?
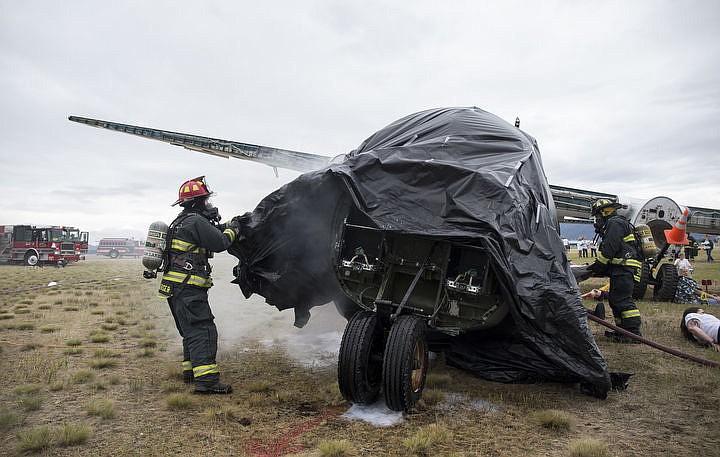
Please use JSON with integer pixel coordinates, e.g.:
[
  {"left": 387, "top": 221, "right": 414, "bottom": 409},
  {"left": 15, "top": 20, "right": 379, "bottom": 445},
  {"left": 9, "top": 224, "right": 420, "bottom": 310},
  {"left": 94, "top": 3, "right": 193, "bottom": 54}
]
[
  {"left": 586, "top": 302, "right": 605, "bottom": 320},
  {"left": 194, "top": 381, "right": 233, "bottom": 395},
  {"left": 604, "top": 329, "right": 641, "bottom": 344}
]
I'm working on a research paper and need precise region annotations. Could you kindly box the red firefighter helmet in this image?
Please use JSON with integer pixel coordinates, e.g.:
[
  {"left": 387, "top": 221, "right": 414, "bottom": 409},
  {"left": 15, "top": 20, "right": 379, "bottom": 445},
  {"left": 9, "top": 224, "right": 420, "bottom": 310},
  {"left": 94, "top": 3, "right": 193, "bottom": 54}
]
[{"left": 172, "top": 176, "right": 213, "bottom": 206}]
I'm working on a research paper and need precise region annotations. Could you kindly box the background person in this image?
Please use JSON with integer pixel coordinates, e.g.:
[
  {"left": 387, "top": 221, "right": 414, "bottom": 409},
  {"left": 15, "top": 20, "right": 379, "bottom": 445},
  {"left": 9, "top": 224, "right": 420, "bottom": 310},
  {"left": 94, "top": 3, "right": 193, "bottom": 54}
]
[
  {"left": 685, "top": 235, "right": 698, "bottom": 260},
  {"left": 673, "top": 251, "right": 693, "bottom": 273},
  {"left": 577, "top": 237, "right": 588, "bottom": 258},
  {"left": 701, "top": 234, "right": 715, "bottom": 262},
  {"left": 680, "top": 307, "right": 720, "bottom": 351}
]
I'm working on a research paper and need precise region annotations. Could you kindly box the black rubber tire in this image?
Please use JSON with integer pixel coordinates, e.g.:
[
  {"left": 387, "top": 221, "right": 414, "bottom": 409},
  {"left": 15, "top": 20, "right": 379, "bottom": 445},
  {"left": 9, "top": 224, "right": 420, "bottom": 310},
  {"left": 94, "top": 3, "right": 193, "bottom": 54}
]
[
  {"left": 24, "top": 251, "right": 39, "bottom": 266},
  {"left": 337, "top": 311, "right": 384, "bottom": 405},
  {"left": 109, "top": 250, "right": 120, "bottom": 259},
  {"left": 632, "top": 262, "right": 650, "bottom": 299},
  {"left": 653, "top": 263, "right": 679, "bottom": 301},
  {"left": 382, "top": 315, "right": 428, "bottom": 412}
]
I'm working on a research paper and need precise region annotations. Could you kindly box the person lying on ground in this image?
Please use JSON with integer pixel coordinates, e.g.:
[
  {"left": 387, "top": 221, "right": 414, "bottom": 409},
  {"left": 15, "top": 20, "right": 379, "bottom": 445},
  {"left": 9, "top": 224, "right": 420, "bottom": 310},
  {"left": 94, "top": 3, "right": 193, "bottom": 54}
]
[
  {"left": 673, "top": 267, "right": 720, "bottom": 305},
  {"left": 680, "top": 307, "right": 720, "bottom": 351}
]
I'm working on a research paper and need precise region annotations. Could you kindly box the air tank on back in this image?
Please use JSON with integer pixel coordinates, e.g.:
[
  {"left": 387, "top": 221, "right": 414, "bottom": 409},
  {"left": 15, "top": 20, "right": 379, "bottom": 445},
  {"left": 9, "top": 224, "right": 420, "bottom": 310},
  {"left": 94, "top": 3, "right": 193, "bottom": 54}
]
[
  {"left": 635, "top": 224, "right": 658, "bottom": 258},
  {"left": 142, "top": 221, "right": 168, "bottom": 277}
]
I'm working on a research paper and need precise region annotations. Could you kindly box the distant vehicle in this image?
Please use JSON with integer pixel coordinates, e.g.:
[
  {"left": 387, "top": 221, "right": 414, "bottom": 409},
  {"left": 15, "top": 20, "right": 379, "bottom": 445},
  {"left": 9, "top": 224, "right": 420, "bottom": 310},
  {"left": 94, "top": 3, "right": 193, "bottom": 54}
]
[
  {"left": 96, "top": 238, "right": 143, "bottom": 258},
  {"left": 0, "top": 225, "right": 89, "bottom": 266}
]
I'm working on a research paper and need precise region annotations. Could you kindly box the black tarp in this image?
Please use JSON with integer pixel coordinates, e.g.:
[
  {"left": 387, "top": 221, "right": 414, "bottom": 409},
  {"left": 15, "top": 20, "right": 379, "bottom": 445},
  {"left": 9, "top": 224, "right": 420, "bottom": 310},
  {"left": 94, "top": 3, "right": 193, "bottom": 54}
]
[{"left": 228, "top": 106, "right": 611, "bottom": 395}]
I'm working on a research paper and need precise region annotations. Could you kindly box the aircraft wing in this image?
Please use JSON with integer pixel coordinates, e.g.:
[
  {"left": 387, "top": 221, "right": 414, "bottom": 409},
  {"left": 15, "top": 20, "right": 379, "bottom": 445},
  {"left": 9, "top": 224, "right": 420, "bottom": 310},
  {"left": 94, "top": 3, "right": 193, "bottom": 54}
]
[
  {"left": 68, "top": 116, "right": 331, "bottom": 173},
  {"left": 68, "top": 115, "right": 720, "bottom": 236}
]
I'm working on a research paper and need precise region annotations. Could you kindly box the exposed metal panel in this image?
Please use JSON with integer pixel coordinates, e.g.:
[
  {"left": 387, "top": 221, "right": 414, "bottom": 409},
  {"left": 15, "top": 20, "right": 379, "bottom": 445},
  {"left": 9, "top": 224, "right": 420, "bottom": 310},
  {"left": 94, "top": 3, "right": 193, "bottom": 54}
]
[
  {"left": 549, "top": 185, "right": 618, "bottom": 222},
  {"left": 686, "top": 206, "right": 720, "bottom": 235}
]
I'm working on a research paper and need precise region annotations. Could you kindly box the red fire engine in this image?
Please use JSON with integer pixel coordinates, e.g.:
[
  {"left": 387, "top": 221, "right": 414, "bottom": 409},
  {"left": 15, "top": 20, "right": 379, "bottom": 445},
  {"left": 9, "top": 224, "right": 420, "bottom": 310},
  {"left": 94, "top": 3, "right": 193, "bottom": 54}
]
[
  {"left": 97, "top": 238, "right": 144, "bottom": 258},
  {"left": 0, "top": 225, "right": 89, "bottom": 266}
]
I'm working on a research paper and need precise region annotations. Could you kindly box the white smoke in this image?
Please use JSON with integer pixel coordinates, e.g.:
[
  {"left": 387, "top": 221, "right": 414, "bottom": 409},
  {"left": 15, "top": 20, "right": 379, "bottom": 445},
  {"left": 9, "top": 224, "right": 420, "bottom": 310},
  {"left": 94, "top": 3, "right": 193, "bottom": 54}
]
[{"left": 209, "top": 252, "right": 347, "bottom": 366}]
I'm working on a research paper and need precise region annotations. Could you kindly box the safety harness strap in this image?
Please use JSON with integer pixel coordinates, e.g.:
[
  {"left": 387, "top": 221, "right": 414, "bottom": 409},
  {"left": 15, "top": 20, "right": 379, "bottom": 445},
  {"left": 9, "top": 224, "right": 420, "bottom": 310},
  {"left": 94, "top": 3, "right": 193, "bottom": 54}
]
[{"left": 161, "top": 270, "right": 212, "bottom": 288}]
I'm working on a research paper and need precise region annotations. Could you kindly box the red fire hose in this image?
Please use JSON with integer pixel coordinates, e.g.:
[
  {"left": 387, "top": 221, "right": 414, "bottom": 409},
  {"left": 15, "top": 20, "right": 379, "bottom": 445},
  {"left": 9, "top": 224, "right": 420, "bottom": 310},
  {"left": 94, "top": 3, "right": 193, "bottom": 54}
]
[{"left": 586, "top": 313, "right": 720, "bottom": 368}]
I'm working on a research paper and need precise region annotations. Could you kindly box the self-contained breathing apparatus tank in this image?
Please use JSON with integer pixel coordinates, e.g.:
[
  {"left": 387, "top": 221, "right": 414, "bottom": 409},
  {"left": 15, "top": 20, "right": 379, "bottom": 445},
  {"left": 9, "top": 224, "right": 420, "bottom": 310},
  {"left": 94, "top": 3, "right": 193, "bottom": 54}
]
[
  {"left": 142, "top": 221, "right": 168, "bottom": 279},
  {"left": 635, "top": 224, "right": 658, "bottom": 259}
]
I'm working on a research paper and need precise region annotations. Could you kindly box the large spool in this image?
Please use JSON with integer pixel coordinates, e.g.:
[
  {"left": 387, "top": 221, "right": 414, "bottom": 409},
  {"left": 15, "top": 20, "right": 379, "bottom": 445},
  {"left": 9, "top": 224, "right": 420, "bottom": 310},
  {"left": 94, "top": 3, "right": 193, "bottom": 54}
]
[{"left": 142, "top": 221, "right": 168, "bottom": 272}]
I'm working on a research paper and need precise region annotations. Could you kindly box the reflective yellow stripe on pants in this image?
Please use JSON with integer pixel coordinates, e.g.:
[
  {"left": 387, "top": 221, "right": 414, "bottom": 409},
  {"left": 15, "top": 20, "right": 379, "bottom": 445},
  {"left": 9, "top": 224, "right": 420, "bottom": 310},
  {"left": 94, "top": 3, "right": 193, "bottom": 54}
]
[
  {"left": 193, "top": 363, "right": 219, "bottom": 378},
  {"left": 621, "top": 309, "right": 641, "bottom": 319}
]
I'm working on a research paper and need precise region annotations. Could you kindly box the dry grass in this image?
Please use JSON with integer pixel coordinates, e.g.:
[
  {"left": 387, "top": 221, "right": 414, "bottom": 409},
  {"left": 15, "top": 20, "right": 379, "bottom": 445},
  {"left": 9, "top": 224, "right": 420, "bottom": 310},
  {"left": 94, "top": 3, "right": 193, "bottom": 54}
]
[
  {"left": 569, "top": 438, "right": 610, "bottom": 457},
  {"left": 89, "top": 357, "right": 118, "bottom": 369},
  {"left": 16, "top": 425, "right": 52, "bottom": 452},
  {"left": 68, "top": 370, "right": 96, "bottom": 385},
  {"left": 56, "top": 422, "right": 92, "bottom": 446},
  {"left": 202, "top": 405, "right": 239, "bottom": 423},
  {"left": 165, "top": 393, "right": 196, "bottom": 410},
  {"left": 317, "top": 439, "right": 355, "bottom": 457},
  {"left": 86, "top": 398, "right": 116, "bottom": 419},
  {"left": 532, "top": 409, "right": 575, "bottom": 432},
  {"left": 0, "top": 256, "right": 718, "bottom": 456},
  {"left": 403, "top": 423, "right": 451, "bottom": 455}
]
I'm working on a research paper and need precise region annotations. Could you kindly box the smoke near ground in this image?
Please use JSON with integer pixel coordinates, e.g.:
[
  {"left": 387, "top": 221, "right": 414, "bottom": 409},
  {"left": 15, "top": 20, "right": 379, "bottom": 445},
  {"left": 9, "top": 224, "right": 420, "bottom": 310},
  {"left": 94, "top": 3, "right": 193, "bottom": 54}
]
[{"left": 208, "top": 252, "right": 347, "bottom": 367}]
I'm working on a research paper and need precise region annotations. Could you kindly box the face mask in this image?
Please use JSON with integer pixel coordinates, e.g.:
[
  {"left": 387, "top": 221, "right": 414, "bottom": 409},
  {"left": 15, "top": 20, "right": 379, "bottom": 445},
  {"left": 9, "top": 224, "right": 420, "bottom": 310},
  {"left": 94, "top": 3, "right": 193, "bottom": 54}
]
[
  {"left": 192, "top": 197, "right": 220, "bottom": 222},
  {"left": 205, "top": 204, "right": 221, "bottom": 223},
  {"left": 593, "top": 215, "right": 605, "bottom": 233}
]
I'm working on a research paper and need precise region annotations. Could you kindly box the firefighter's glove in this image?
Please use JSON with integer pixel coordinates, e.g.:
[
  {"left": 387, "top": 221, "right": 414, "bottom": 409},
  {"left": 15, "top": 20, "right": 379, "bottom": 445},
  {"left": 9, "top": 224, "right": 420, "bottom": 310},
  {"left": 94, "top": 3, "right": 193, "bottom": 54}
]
[
  {"left": 228, "top": 216, "right": 242, "bottom": 237},
  {"left": 571, "top": 265, "right": 593, "bottom": 283}
]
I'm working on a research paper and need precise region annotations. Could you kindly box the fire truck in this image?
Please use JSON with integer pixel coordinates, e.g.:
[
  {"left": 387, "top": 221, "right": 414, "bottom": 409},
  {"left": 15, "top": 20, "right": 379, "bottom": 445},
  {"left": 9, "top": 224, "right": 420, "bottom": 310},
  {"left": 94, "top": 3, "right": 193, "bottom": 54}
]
[
  {"left": 0, "top": 225, "right": 89, "bottom": 266},
  {"left": 96, "top": 238, "right": 144, "bottom": 258}
]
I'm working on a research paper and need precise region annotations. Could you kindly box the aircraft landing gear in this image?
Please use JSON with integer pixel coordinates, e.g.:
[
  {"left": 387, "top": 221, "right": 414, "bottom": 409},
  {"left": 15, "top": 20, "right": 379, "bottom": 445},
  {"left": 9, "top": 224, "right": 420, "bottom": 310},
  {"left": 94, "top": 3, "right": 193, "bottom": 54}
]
[{"left": 338, "top": 312, "right": 429, "bottom": 412}]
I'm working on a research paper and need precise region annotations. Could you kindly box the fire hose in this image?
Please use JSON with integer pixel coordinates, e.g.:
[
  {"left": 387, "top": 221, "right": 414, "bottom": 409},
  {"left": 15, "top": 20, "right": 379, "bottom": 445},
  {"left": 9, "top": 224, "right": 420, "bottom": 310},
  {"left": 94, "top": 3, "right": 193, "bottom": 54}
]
[{"left": 586, "top": 312, "right": 720, "bottom": 368}]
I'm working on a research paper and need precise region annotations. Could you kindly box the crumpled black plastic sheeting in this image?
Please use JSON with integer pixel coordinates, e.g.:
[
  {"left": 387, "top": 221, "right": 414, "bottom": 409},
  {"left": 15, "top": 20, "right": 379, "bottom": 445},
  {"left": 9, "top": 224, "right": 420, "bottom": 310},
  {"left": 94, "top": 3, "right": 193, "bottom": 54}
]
[{"left": 228, "top": 107, "right": 611, "bottom": 395}]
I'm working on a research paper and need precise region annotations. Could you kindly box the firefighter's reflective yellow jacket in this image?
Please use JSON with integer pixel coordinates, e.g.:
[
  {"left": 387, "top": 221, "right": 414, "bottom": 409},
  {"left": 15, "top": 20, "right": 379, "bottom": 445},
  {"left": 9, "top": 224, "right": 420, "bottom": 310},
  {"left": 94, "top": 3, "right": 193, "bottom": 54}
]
[{"left": 158, "top": 212, "right": 236, "bottom": 298}]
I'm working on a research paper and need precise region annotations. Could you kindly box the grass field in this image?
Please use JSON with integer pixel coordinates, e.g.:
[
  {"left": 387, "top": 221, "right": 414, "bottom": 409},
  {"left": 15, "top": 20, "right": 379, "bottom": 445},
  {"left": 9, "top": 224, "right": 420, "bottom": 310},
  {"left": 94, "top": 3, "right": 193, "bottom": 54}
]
[{"left": 0, "top": 254, "right": 718, "bottom": 456}]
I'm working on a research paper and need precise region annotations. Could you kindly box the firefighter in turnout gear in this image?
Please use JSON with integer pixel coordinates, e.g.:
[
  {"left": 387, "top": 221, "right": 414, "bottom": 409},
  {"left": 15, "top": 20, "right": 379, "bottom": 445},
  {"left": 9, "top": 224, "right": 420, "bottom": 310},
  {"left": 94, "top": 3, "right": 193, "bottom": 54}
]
[
  {"left": 587, "top": 199, "right": 643, "bottom": 341},
  {"left": 159, "top": 176, "right": 240, "bottom": 394}
]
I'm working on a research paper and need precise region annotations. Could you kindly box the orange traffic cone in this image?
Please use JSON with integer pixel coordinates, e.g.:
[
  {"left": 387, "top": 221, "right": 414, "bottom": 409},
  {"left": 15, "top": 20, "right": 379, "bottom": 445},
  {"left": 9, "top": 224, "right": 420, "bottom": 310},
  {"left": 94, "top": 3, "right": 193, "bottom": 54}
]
[{"left": 664, "top": 208, "right": 690, "bottom": 245}]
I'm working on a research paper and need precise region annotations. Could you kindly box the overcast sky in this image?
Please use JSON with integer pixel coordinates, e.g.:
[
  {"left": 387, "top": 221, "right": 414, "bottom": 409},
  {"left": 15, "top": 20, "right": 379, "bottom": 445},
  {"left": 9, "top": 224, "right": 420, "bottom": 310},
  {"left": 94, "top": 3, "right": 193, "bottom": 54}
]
[{"left": 1, "top": 1, "right": 718, "bottom": 242}]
